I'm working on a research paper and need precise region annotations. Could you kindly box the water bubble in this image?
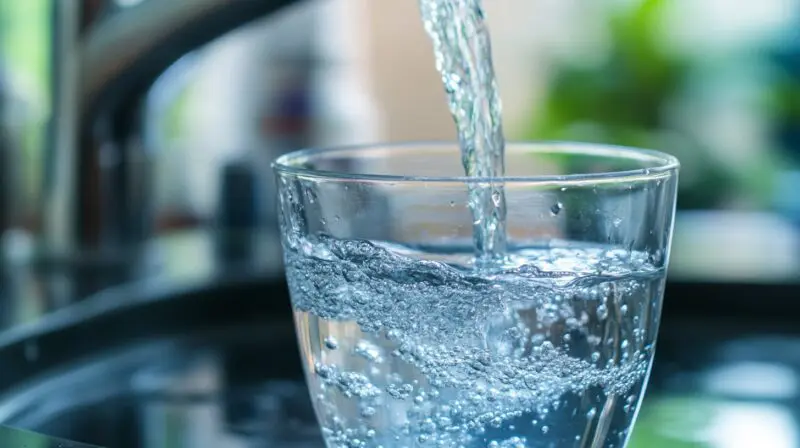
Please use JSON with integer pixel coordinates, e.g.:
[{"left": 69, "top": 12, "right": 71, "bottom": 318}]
[
  {"left": 354, "top": 340, "right": 383, "bottom": 362},
  {"left": 550, "top": 202, "right": 563, "bottom": 216},
  {"left": 449, "top": 200, "right": 456, "bottom": 207},
  {"left": 621, "top": 340, "right": 630, "bottom": 350},
  {"left": 591, "top": 352, "right": 601, "bottom": 363},
  {"left": 324, "top": 336, "right": 339, "bottom": 350},
  {"left": 587, "top": 407, "right": 597, "bottom": 419},
  {"left": 492, "top": 191, "right": 503, "bottom": 207},
  {"left": 386, "top": 383, "right": 414, "bottom": 400},
  {"left": 620, "top": 304, "right": 628, "bottom": 315},
  {"left": 596, "top": 304, "right": 609, "bottom": 321},
  {"left": 305, "top": 188, "right": 317, "bottom": 203},
  {"left": 542, "top": 425, "right": 549, "bottom": 434}
]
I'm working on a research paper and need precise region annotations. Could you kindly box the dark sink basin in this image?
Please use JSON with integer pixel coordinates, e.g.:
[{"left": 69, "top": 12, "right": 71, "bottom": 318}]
[{"left": 0, "top": 274, "right": 324, "bottom": 447}]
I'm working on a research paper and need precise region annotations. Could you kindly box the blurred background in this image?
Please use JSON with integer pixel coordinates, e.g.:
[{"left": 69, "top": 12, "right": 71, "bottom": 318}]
[{"left": 0, "top": 0, "right": 799, "bottom": 446}]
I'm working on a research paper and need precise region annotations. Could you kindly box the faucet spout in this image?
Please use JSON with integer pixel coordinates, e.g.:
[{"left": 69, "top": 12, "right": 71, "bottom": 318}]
[{"left": 43, "top": 0, "right": 301, "bottom": 265}]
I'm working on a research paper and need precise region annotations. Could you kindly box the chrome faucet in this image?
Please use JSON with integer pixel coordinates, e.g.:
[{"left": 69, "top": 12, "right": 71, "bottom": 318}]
[
  {"left": 42, "top": 0, "right": 301, "bottom": 269},
  {"left": 0, "top": 0, "right": 312, "bottom": 311}
]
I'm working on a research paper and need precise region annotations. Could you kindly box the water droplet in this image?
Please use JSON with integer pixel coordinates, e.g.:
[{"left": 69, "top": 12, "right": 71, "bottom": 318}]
[
  {"left": 320, "top": 218, "right": 327, "bottom": 226},
  {"left": 334, "top": 215, "right": 341, "bottom": 222},
  {"left": 324, "top": 336, "right": 339, "bottom": 350},
  {"left": 550, "top": 202, "right": 563, "bottom": 216},
  {"left": 449, "top": 200, "right": 456, "bottom": 207}
]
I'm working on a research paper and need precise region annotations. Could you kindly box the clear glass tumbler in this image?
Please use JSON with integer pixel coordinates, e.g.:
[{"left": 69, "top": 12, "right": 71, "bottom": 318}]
[{"left": 273, "top": 142, "right": 679, "bottom": 448}]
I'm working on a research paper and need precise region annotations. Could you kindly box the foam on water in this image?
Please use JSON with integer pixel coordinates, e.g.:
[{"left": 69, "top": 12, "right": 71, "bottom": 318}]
[{"left": 286, "top": 235, "right": 665, "bottom": 447}]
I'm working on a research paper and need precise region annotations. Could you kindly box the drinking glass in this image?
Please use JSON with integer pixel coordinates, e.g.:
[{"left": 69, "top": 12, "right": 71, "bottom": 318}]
[{"left": 273, "top": 142, "right": 679, "bottom": 448}]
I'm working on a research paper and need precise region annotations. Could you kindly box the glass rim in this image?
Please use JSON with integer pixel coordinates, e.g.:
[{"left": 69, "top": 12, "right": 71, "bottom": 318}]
[{"left": 272, "top": 141, "right": 680, "bottom": 185}]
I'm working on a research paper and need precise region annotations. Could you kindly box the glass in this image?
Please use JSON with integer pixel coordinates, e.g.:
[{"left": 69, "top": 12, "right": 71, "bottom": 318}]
[{"left": 273, "top": 142, "right": 679, "bottom": 448}]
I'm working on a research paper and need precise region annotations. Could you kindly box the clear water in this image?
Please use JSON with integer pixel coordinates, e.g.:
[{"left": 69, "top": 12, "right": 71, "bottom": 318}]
[
  {"left": 285, "top": 235, "right": 665, "bottom": 448},
  {"left": 418, "top": 0, "right": 507, "bottom": 264}
]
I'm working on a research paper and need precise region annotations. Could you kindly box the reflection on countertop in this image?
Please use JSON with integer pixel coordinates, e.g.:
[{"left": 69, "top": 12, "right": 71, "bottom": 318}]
[
  {"left": 0, "top": 229, "right": 284, "bottom": 341},
  {"left": 633, "top": 332, "right": 800, "bottom": 448},
  {"left": 0, "top": 424, "right": 100, "bottom": 447}
]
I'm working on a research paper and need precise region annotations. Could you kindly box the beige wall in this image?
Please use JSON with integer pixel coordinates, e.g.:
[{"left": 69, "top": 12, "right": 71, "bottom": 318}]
[
  {"left": 359, "top": 1, "right": 555, "bottom": 142},
  {"left": 364, "top": 2, "right": 453, "bottom": 141}
]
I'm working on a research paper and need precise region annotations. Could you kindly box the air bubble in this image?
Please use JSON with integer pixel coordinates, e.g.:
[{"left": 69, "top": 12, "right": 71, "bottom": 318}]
[
  {"left": 596, "top": 304, "right": 609, "bottom": 321},
  {"left": 550, "top": 202, "right": 563, "bottom": 216},
  {"left": 324, "top": 336, "right": 339, "bottom": 350}
]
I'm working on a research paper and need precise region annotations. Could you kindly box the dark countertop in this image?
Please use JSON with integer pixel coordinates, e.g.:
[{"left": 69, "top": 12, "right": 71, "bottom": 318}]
[{"left": 0, "top": 210, "right": 798, "bottom": 447}]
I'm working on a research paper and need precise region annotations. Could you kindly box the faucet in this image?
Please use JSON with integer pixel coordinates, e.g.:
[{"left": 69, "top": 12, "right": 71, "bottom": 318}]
[{"left": 42, "top": 0, "right": 302, "bottom": 272}]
